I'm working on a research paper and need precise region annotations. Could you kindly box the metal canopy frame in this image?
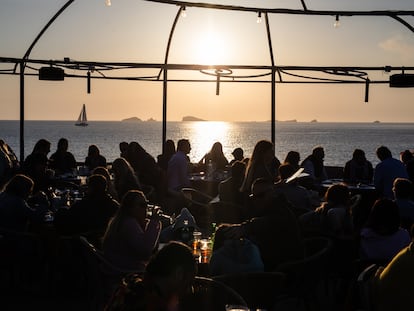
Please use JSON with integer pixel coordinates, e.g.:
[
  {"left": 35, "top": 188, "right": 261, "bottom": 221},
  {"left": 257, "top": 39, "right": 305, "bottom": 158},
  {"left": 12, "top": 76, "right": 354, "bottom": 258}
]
[{"left": 1, "top": 0, "right": 414, "bottom": 161}]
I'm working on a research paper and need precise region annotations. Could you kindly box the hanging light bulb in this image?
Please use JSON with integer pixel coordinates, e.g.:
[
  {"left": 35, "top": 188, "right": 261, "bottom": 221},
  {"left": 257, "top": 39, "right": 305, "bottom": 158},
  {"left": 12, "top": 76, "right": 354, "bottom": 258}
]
[
  {"left": 105, "top": 0, "right": 111, "bottom": 6},
  {"left": 257, "top": 12, "right": 262, "bottom": 24},
  {"left": 181, "top": 6, "right": 187, "bottom": 18},
  {"left": 334, "top": 15, "right": 340, "bottom": 28}
]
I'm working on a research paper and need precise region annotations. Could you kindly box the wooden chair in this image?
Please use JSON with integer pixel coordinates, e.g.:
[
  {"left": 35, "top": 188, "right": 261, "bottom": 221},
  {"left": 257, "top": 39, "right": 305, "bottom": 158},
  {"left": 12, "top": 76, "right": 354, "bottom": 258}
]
[{"left": 213, "top": 271, "right": 288, "bottom": 310}]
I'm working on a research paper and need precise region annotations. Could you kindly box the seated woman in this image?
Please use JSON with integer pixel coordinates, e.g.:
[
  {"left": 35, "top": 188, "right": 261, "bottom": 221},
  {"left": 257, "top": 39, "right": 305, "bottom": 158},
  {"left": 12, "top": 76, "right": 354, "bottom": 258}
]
[
  {"left": 343, "top": 148, "right": 373, "bottom": 184},
  {"left": 111, "top": 157, "right": 142, "bottom": 202},
  {"left": 92, "top": 166, "right": 118, "bottom": 201},
  {"left": 49, "top": 137, "right": 77, "bottom": 175},
  {"left": 198, "top": 141, "right": 229, "bottom": 172},
  {"left": 85, "top": 144, "right": 107, "bottom": 172},
  {"left": 103, "top": 190, "right": 161, "bottom": 271},
  {"left": 209, "top": 223, "right": 264, "bottom": 276},
  {"left": 299, "top": 183, "right": 353, "bottom": 238},
  {"left": 283, "top": 150, "right": 301, "bottom": 172},
  {"left": 157, "top": 139, "right": 176, "bottom": 172},
  {"left": 218, "top": 160, "right": 246, "bottom": 205},
  {"left": 360, "top": 198, "right": 411, "bottom": 264},
  {"left": 0, "top": 174, "right": 46, "bottom": 232},
  {"left": 240, "top": 140, "right": 280, "bottom": 196}
]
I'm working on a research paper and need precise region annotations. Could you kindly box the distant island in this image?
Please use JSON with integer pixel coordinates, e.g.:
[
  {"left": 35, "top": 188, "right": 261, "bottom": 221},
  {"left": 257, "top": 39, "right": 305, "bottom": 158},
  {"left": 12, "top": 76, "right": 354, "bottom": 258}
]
[
  {"left": 121, "top": 117, "right": 158, "bottom": 122},
  {"left": 310, "top": 119, "right": 318, "bottom": 123},
  {"left": 122, "top": 117, "right": 142, "bottom": 122},
  {"left": 182, "top": 116, "right": 206, "bottom": 121}
]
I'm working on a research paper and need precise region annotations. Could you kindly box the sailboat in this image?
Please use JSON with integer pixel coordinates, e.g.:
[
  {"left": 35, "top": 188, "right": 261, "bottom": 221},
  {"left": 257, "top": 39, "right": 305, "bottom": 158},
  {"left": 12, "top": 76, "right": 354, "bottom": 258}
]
[{"left": 75, "top": 104, "right": 88, "bottom": 126}]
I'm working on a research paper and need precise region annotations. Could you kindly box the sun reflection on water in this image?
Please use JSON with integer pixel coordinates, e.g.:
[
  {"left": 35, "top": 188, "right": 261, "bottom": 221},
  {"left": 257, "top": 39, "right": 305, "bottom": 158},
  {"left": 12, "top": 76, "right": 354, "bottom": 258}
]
[{"left": 184, "top": 121, "right": 232, "bottom": 162}]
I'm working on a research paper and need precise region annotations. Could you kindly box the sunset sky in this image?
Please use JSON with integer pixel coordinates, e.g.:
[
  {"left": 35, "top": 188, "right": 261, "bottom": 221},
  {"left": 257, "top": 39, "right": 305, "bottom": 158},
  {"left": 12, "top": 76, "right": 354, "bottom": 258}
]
[{"left": 1, "top": 0, "right": 414, "bottom": 122}]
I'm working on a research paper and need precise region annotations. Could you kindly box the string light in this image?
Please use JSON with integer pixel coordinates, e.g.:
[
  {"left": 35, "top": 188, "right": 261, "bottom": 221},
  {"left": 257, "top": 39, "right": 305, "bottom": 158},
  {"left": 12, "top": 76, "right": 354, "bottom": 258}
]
[
  {"left": 105, "top": 0, "right": 111, "bottom": 6},
  {"left": 334, "top": 15, "right": 340, "bottom": 28},
  {"left": 181, "top": 6, "right": 187, "bottom": 18},
  {"left": 257, "top": 11, "right": 262, "bottom": 24}
]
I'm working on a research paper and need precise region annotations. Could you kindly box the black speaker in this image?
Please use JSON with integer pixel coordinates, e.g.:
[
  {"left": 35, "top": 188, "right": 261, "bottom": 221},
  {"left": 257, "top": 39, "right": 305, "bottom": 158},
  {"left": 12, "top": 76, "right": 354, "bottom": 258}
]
[
  {"left": 389, "top": 73, "right": 414, "bottom": 87},
  {"left": 39, "top": 66, "right": 65, "bottom": 81}
]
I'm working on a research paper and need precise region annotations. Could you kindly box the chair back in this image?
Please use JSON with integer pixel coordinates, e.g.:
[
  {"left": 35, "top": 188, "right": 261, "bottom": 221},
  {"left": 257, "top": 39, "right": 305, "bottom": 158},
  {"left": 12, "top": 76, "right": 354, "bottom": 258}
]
[
  {"left": 79, "top": 236, "right": 143, "bottom": 310},
  {"left": 275, "top": 236, "right": 333, "bottom": 308},
  {"left": 357, "top": 264, "right": 378, "bottom": 311},
  {"left": 210, "top": 201, "right": 243, "bottom": 225},
  {"left": 181, "top": 187, "right": 213, "bottom": 229},
  {"left": 213, "top": 272, "right": 288, "bottom": 310},
  {"left": 187, "top": 276, "right": 248, "bottom": 311}
]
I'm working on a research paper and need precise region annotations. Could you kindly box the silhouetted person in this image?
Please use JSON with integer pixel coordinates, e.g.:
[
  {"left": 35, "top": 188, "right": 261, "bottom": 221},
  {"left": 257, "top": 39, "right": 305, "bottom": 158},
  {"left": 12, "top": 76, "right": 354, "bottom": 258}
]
[
  {"left": 85, "top": 144, "right": 107, "bottom": 171},
  {"left": 49, "top": 138, "right": 77, "bottom": 175},
  {"left": 343, "top": 148, "right": 373, "bottom": 184},
  {"left": 374, "top": 146, "right": 408, "bottom": 199}
]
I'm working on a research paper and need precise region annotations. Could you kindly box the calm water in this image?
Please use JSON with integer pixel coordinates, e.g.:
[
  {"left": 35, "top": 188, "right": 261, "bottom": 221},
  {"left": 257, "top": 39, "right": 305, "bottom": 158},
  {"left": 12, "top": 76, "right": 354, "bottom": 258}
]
[{"left": 1, "top": 120, "right": 414, "bottom": 167}]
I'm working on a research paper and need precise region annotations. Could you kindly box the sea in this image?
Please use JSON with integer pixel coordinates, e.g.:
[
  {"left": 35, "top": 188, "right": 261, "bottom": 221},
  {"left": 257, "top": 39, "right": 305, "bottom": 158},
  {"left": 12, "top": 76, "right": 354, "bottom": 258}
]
[{"left": 1, "top": 120, "right": 414, "bottom": 168}]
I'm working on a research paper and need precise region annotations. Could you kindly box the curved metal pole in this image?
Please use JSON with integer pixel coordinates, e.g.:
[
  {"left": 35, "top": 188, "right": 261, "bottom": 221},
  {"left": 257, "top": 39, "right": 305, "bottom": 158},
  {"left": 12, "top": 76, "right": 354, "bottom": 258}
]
[
  {"left": 161, "top": 7, "right": 184, "bottom": 154},
  {"left": 18, "top": 0, "right": 75, "bottom": 162}
]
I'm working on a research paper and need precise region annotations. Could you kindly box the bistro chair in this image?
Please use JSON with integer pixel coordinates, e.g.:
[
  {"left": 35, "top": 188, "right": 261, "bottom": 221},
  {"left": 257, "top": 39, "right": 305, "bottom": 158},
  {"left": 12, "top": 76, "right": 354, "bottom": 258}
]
[
  {"left": 275, "top": 236, "right": 333, "bottom": 311},
  {"left": 181, "top": 187, "right": 214, "bottom": 229},
  {"left": 211, "top": 200, "right": 244, "bottom": 224},
  {"left": 189, "top": 276, "right": 248, "bottom": 311},
  {"left": 79, "top": 236, "right": 143, "bottom": 310},
  {"left": 356, "top": 264, "right": 378, "bottom": 311},
  {"left": 181, "top": 187, "right": 214, "bottom": 206},
  {"left": 213, "top": 271, "right": 289, "bottom": 310}
]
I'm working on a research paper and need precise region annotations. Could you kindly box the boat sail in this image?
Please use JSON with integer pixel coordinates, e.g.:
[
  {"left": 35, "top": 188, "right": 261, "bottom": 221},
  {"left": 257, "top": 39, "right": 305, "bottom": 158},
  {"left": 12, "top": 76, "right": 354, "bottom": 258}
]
[{"left": 75, "top": 104, "right": 88, "bottom": 126}]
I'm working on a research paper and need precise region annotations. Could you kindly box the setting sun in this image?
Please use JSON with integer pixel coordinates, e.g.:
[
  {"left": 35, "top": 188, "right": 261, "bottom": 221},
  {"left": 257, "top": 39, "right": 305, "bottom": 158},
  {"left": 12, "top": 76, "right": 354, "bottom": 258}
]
[{"left": 194, "top": 30, "right": 227, "bottom": 65}]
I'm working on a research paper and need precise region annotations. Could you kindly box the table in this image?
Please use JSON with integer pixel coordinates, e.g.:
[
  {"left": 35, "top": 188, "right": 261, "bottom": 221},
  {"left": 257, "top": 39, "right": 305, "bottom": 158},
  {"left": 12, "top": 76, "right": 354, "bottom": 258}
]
[{"left": 189, "top": 172, "right": 227, "bottom": 197}]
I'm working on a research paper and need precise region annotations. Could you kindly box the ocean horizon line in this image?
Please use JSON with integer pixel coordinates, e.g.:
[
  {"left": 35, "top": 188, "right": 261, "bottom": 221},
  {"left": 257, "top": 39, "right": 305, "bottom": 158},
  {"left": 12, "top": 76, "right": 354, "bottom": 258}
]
[{"left": 1, "top": 119, "right": 413, "bottom": 124}]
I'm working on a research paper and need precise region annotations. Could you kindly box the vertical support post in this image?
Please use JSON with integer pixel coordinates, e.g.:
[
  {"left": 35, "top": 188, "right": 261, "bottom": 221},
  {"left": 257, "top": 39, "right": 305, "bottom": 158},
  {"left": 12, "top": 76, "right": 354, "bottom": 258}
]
[
  {"left": 162, "top": 67, "right": 168, "bottom": 154},
  {"left": 364, "top": 78, "right": 370, "bottom": 103},
  {"left": 271, "top": 68, "right": 276, "bottom": 146},
  {"left": 87, "top": 71, "right": 91, "bottom": 94},
  {"left": 19, "top": 61, "right": 25, "bottom": 163}
]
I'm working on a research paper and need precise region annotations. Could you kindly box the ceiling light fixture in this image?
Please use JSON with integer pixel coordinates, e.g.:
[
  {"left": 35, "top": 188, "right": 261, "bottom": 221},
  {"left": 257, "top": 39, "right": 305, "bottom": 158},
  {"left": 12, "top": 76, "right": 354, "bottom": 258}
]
[
  {"left": 334, "top": 15, "right": 340, "bottom": 28},
  {"left": 181, "top": 6, "right": 187, "bottom": 18},
  {"left": 257, "top": 12, "right": 262, "bottom": 24}
]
